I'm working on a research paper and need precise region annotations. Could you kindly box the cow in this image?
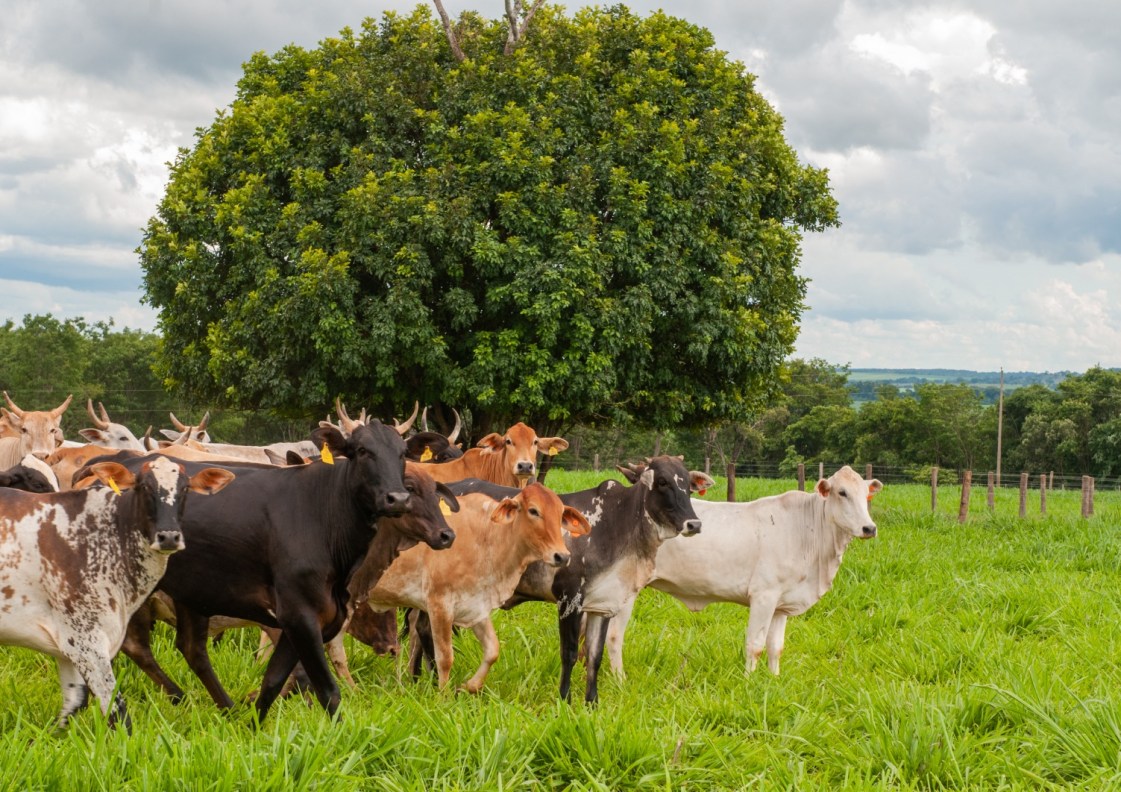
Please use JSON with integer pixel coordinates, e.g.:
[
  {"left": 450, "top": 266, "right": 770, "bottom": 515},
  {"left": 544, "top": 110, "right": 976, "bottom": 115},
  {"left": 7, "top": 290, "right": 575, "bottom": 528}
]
[
  {"left": 420, "top": 422, "right": 568, "bottom": 489},
  {"left": 0, "top": 455, "right": 58, "bottom": 493},
  {"left": 604, "top": 465, "right": 882, "bottom": 678},
  {"left": 362, "top": 483, "right": 590, "bottom": 693},
  {"left": 47, "top": 444, "right": 130, "bottom": 491},
  {"left": 406, "top": 407, "right": 464, "bottom": 463},
  {"left": 158, "top": 411, "right": 212, "bottom": 444},
  {"left": 124, "top": 459, "right": 458, "bottom": 702},
  {"left": 0, "top": 392, "right": 73, "bottom": 467},
  {"left": 0, "top": 456, "right": 234, "bottom": 730},
  {"left": 123, "top": 420, "right": 422, "bottom": 722},
  {"left": 440, "top": 455, "right": 712, "bottom": 703},
  {"left": 78, "top": 400, "right": 144, "bottom": 450}
]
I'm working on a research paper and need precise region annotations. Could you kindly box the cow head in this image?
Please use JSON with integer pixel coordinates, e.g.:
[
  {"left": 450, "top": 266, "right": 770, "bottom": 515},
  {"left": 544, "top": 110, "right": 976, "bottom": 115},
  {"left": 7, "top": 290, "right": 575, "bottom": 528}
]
[
  {"left": 85, "top": 456, "right": 235, "bottom": 553},
  {"left": 376, "top": 462, "right": 458, "bottom": 550},
  {"left": 407, "top": 407, "right": 464, "bottom": 463},
  {"left": 816, "top": 465, "right": 882, "bottom": 539},
  {"left": 476, "top": 422, "right": 568, "bottom": 487},
  {"left": 78, "top": 399, "right": 144, "bottom": 450},
  {"left": 491, "top": 482, "right": 589, "bottom": 568},
  {"left": 1, "top": 392, "right": 72, "bottom": 459},
  {"left": 617, "top": 456, "right": 709, "bottom": 540},
  {"left": 0, "top": 455, "right": 58, "bottom": 493},
  {"left": 312, "top": 420, "right": 411, "bottom": 518},
  {"left": 159, "top": 411, "right": 211, "bottom": 444}
]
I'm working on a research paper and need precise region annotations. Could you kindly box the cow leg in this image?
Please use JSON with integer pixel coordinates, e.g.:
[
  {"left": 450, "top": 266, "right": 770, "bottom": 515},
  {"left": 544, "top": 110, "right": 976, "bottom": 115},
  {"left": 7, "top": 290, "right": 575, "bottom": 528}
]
[
  {"left": 605, "top": 594, "right": 637, "bottom": 680},
  {"left": 583, "top": 614, "right": 611, "bottom": 705},
  {"left": 460, "top": 618, "right": 499, "bottom": 694},
  {"left": 275, "top": 611, "right": 342, "bottom": 716},
  {"left": 174, "top": 606, "right": 234, "bottom": 709},
  {"left": 120, "top": 606, "right": 186, "bottom": 702},
  {"left": 55, "top": 657, "right": 89, "bottom": 728},
  {"left": 326, "top": 632, "right": 356, "bottom": 688},
  {"left": 765, "top": 613, "right": 788, "bottom": 675},
  {"left": 427, "top": 605, "right": 456, "bottom": 689},
  {"left": 66, "top": 647, "right": 129, "bottom": 732},
  {"left": 558, "top": 606, "right": 582, "bottom": 702},
  {"left": 744, "top": 596, "right": 779, "bottom": 674},
  {"left": 255, "top": 632, "right": 303, "bottom": 722}
]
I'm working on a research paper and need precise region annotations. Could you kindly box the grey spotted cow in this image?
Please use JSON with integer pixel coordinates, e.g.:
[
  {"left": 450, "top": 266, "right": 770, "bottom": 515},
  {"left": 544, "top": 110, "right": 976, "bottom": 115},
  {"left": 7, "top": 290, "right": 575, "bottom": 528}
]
[{"left": 0, "top": 456, "right": 234, "bottom": 730}]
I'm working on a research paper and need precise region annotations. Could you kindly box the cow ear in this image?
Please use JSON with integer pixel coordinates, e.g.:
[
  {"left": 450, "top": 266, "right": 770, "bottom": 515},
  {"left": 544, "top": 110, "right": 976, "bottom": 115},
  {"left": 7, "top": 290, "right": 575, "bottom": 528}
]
[
  {"left": 435, "top": 482, "right": 461, "bottom": 513},
  {"left": 311, "top": 426, "right": 349, "bottom": 459},
  {"left": 87, "top": 462, "right": 136, "bottom": 491},
  {"left": 3, "top": 409, "right": 22, "bottom": 429},
  {"left": 490, "top": 497, "right": 519, "bottom": 523},
  {"left": 868, "top": 479, "right": 883, "bottom": 495},
  {"left": 816, "top": 478, "right": 832, "bottom": 497},
  {"left": 477, "top": 433, "right": 504, "bottom": 452},
  {"left": 285, "top": 450, "right": 308, "bottom": 466},
  {"left": 158, "top": 429, "right": 179, "bottom": 441},
  {"left": 78, "top": 428, "right": 105, "bottom": 443},
  {"left": 689, "top": 471, "right": 715, "bottom": 493},
  {"left": 561, "top": 506, "right": 591, "bottom": 537},
  {"left": 189, "top": 468, "right": 236, "bottom": 495},
  {"left": 537, "top": 437, "right": 569, "bottom": 456}
]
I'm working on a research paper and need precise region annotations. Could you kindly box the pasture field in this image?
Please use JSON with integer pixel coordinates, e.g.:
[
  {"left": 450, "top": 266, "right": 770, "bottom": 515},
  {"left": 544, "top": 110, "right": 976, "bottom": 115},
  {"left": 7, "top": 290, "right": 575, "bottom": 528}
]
[{"left": 4, "top": 471, "right": 1121, "bottom": 790}]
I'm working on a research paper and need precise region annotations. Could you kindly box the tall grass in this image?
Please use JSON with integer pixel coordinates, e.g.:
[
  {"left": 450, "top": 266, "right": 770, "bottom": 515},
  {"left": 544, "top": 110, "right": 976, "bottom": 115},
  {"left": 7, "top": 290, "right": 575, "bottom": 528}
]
[{"left": 4, "top": 471, "right": 1121, "bottom": 789}]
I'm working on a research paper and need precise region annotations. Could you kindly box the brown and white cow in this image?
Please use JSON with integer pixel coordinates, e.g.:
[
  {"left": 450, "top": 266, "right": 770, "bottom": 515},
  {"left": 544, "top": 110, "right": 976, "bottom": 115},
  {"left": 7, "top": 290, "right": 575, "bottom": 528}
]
[
  {"left": 0, "top": 392, "right": 73, "bottom": 467},
  {"left": 420, "top": 422, "right": 568, "bottom": 489},
  {"left": 0, "top": 456, "right": 234, "bottom": 729},
  {"left": 362, "top": 483, "right": 590, "bottom": 693},
  {"left": 606, "top": 465, "right": 882, "bottom": 677}
]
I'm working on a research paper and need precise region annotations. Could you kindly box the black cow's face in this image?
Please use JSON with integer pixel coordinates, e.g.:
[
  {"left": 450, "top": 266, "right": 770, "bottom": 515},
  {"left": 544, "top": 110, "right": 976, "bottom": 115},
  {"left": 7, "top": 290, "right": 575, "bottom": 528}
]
[
  {"left": 342, "top": 421, "right": 411, "bottom": 518},
  {"left": 378, "top": 462, "right": 457, "bottom": 549},
  {"left": 405, "top": 432, "right": 464, "bottom": 463},
  {"left": 624, "top": 456, "right": 703, "bottom": 541}
]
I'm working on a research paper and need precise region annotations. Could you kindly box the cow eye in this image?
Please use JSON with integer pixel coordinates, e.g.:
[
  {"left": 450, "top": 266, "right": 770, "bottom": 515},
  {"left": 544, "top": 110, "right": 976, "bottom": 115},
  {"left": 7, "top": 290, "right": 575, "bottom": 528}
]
[
  {"left": 528, "top": 507, "right": 541, "bottom": 517},
  {"left": 506, "top": 438, "right": 512, "bottom": 445},
  {"left": 839, "top": 489, "right": 848, "bottom": 498}
]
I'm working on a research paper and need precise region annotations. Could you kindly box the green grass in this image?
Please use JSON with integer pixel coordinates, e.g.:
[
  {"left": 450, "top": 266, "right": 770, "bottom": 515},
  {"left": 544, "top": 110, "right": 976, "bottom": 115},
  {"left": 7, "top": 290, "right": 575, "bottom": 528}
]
[{"left": 4, "top": 471, "right": 1121, "bottom": 789}]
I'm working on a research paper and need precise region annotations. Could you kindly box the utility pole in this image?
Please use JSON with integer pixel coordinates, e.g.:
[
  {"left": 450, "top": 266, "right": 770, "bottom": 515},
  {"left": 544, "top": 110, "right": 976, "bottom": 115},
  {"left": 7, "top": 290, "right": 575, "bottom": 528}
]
[{"left": 996, "top": 367, "right": 1004, "bottom": 487}]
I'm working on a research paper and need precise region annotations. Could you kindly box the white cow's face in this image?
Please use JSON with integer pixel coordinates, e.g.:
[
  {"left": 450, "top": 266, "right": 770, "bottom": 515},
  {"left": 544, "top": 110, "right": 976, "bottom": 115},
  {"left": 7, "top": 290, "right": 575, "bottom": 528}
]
[
  {"left": 816, "top": 466, "right": 882, "bottom": 539},
  {"left": 2, "top": 393, "right": 72, "bottom": 459}
]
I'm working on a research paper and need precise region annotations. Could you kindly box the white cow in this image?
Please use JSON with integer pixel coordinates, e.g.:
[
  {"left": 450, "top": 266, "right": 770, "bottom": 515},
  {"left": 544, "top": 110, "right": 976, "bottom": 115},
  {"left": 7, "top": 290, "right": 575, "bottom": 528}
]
[
  {"left": 0, "top": 391, "right": 73, "bottom": 467},
  {"left": 606, "top": 465, "right": 882, "bottom": 677}
]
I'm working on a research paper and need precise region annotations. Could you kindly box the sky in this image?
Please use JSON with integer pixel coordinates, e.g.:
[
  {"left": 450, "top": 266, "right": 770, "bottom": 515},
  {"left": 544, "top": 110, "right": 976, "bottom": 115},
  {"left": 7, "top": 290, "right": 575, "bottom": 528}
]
[{"left": 2, "top": 0, "right": 1119, "bottom": 372}]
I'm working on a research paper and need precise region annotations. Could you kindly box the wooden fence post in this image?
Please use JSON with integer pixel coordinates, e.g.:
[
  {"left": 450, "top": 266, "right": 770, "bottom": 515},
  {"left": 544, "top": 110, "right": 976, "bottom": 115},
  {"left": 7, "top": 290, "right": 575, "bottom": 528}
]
[
  {"left": 931, "top": 467, "right": 938, "bottom": 513},
  {"left": 958, "top": 470, "right": 972, "bottom": 524},
  {"left": 593, "top": 453, "right": 600, "bottom": 473},
  {"left": 1049, "top": 471, "right": 1054, "bottom": 490},
  {"left": 865, "top": 463, "right": 873, "bottom": 481},
  {"left": 1019, "top": 472, "right": 1028, "bottom": 518},
  {"left": 818, "top": 462, "right": 824, "bottom": 482},
  {"left": 987, "top": 471, "right": 995, "bottom": 511},
  {"left": 1039, "top": 474, "right": 1047, "bottom": 515},
  {"left": 1091, "top": 477, "right": 1095, "bottom": 515},
  {"left": 726, "top": 463, "right": 736, "bottom": 503},
  {"left": 797, "top": 463, "right": 805, "bottom": 492},
  {"left": 1081, "top": 476, "right": 1092, "bottom": 518}
]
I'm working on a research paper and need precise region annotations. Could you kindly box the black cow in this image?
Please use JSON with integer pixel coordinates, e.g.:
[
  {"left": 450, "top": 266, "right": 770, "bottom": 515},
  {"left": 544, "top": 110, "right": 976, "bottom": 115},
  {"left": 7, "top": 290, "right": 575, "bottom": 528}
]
[
  {"left": 0, "top": 461, "right": 56, "bottom": 493},
  {"left": 440, "top": 455, "right": 712, "bottom": 703},
  {"left": 111, "top": 421, "right": 419, "bottom": 722}
]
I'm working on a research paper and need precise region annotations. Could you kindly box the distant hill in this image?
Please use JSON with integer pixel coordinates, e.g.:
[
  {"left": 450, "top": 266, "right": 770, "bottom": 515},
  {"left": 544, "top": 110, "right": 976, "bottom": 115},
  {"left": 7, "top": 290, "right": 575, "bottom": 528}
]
[{"left": 847, "top": 368, "right": 1075, "bottom": 406}]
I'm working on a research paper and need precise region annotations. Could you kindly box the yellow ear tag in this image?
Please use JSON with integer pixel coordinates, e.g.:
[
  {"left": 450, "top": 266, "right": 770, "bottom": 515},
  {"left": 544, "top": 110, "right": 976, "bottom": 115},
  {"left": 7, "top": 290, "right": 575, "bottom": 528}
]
[
  {"left": 548, "top": 447, "right": 558, "bottom": 456},
  {"left": 439, "top": 499, "right": 452, "bottom": 516},
  {"left": 420, "top": 446, "right": 434, "bottom": 462},
  {"left": 321, "top": 444, "right": 335, "bottom": 465},
  {"left": 108, "top": 477, "right": 122, "bottom": 496}
]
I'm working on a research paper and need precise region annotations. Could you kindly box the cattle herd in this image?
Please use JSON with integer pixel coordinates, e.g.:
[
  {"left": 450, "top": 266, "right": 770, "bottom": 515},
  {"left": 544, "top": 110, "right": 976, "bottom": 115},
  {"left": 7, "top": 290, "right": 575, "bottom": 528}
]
[{"left": 0, "top": 391, "right": 882, "bottom": 731}]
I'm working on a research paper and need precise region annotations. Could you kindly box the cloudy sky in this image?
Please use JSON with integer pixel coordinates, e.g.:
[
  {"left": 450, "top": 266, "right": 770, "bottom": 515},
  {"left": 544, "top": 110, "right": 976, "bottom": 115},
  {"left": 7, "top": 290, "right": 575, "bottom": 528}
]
[{"left": 2, "top": 0, "right": 1118, "bottom": 372}]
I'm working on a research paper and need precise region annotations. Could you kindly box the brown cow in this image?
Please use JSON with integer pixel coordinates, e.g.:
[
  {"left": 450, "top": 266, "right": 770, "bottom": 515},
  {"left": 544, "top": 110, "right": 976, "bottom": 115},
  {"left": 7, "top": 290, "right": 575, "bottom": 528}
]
[
  {"left": 362, "top": 483, "right": 590, "bottom": 692},
  {"left": 420, "top": 422, "right": 568, "bottom": 489},
  {"left": 0, "top": 391, "right": 73, "bottom": 466}
]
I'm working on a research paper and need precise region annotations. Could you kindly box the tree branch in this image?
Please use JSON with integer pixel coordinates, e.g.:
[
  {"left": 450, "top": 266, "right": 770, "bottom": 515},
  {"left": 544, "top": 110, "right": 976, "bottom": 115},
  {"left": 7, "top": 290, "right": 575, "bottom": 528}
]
[
  {"left": 431, "top": 0, "right": 466, "bottom": 62},
  {"left": 503, "top": 0, "right": 546, "bottom": 55}
]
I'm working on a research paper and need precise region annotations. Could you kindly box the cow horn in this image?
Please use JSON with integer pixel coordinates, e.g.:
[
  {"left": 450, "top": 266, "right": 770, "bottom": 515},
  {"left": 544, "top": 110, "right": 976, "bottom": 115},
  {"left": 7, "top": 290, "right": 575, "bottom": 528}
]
[
  {"left": 421, "top": 406, "right": 430, "bottom": 433},
  {"left": 2, "top": 392, "right": 24, "bottom": 418},
  {"left": 87, "top": 398, "right": 109, "bottom": 429},
  {"left": 51, "top": 394, "right": 72, "bottom": 418},
  {"left": 394, "top": 401, "right": 419, "bottom": 436},
  {"left": 99, "top": 401, "right": 111, "bottom": 426},
  {"left": 142, "top": 426, "right": 156, "bottom": 451},
  {"left": 169, "top": 412, "right": 188, "bottom": 431},
  {"left": 334, "top": 398, "right": 361, "bottom": 434},
  {"left": 197, "top": 411, "right": 210, "bottom": 432},
  {"left": 447, "top": 409, "right": 462, "bottom": 444}
]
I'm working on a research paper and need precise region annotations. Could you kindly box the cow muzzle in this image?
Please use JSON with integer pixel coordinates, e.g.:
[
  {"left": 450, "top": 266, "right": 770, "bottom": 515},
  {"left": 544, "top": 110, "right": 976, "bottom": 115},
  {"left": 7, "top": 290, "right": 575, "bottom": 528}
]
[
  {"left": 382, "top": 491, "right": 411, "bottom": 515},
  {"left": 861, "top": 524, "right": 877, "bottom": 538},
  {"left": 680, "top": 519, "right": 702, "bottom": 537},
  {"left": 152, "top": 531, "right": 185, "bottom": 553},
  {"left": 515, "top": 461, "right": 535, "bottom": 477},
  {"left": 548, "top": 551, "right": 571, "bottom": 568},
  {"left": 431, "top": 529, "right": 455, "bottom": 549}
]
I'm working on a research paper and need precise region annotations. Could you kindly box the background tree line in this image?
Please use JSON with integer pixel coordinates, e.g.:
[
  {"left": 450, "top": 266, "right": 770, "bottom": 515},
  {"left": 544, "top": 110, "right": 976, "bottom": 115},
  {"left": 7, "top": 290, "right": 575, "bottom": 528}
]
[{"left": 3, "top": 315, "right": 1118, "bottom": 484}]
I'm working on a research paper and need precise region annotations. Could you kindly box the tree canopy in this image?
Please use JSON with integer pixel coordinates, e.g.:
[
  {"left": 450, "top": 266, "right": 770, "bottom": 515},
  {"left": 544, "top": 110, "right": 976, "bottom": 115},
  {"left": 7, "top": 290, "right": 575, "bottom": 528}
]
[{"left": 140, "top": 3, "right": 838, "bottom": 429}]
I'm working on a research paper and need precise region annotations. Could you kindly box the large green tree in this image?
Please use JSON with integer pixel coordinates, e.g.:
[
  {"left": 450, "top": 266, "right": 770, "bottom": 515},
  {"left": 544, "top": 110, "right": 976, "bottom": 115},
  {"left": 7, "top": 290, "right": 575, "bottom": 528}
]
[{"left": 140, "top": 4, "right": 837, "bottom": 430}]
